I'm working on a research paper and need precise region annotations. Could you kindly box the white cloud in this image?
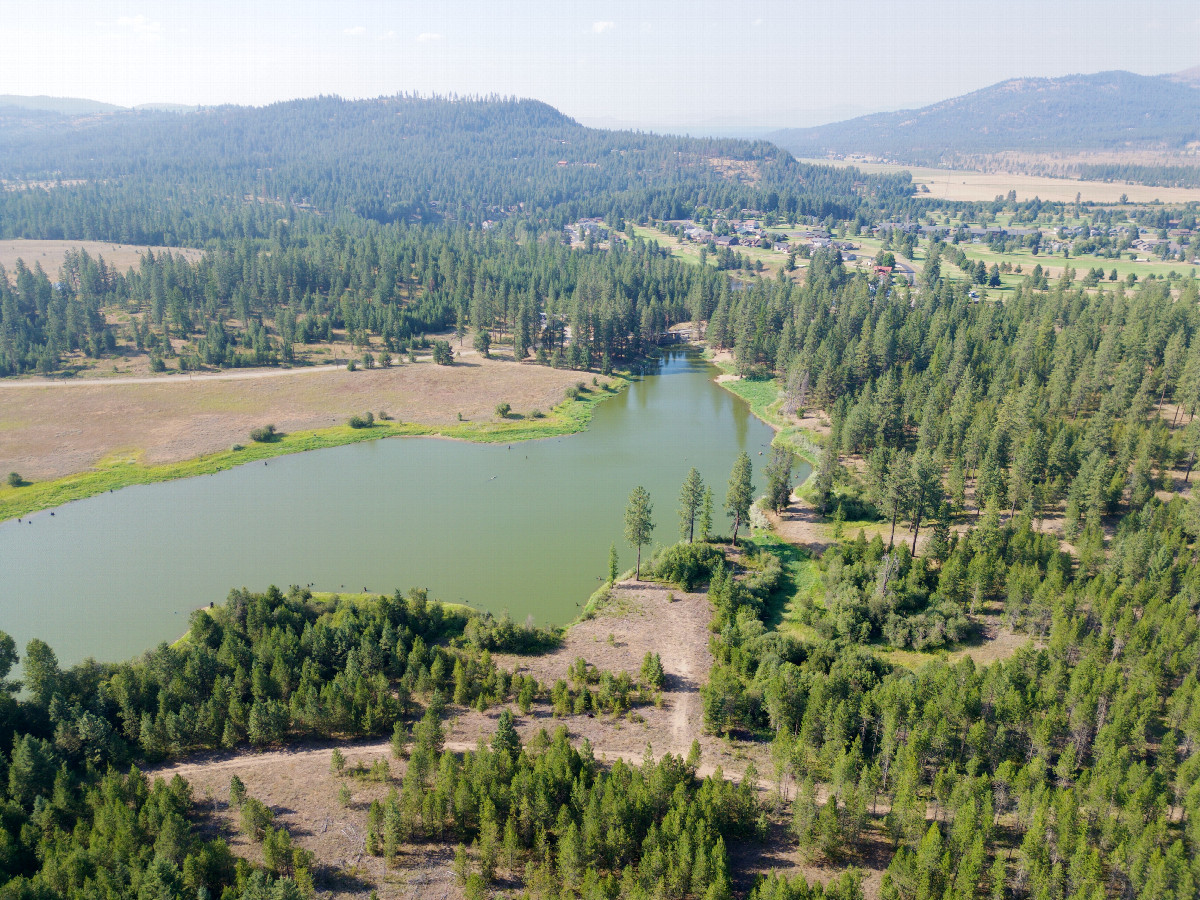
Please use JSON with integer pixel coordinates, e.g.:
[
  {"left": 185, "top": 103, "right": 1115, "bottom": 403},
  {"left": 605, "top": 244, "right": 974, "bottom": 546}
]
[
  {"left": 384, "top": 30, "right": 396, "bottom": 40},
  {"left": 343, "top": 25, "right": 367, "bottom": 36},
  {"left": 116, "top": 14, "right": 162, "bottom": 39},
  {"left": 591, "top": 21, "right": 615, "bottom": 34},
  {"left": 416, "top": 32, "right": 443, "bottom": 42}
]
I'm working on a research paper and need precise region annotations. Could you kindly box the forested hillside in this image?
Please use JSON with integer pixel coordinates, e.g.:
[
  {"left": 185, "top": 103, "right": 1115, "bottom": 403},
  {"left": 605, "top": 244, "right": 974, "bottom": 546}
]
[
  {"left": 770, "top": 70, "right": 1200, "bottom": 178},
  {"left": 0, "top": 95, "right": 911, "bottom": 241}
]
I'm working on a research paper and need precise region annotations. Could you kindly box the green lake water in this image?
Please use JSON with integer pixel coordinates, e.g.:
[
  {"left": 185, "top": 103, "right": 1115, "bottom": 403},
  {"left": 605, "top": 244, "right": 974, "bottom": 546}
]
[{"left": 0, "top": 350, "right": 806, "bottom": 666}]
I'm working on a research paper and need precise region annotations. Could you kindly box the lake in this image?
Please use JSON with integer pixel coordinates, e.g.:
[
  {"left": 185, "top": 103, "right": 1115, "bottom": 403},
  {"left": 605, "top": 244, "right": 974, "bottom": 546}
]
[{"left": 0, "top": 350, "right": 806, "bottom": 666}]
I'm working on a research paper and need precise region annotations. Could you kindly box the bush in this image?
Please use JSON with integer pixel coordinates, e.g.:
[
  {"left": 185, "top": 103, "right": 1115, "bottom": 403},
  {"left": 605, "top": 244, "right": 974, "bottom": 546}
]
[
  {"left": 495, "top": 402, "right": 511, "bottom": 418},
  {"left": 565, "top": 386, "right": 581, "bottom": 401},
  {"left": 432, "top": 341, "right": 454, "bottom": 365},
  {"left": 249, "top": 424, "right": 278, "bottom": 443},
  {"left": 651, "top": 542, "right": 725, "bottom": 591},
  {"left": 348, "top": 411, "right": 375, "bottom": 429},
  {"left": 530, "top": 409, "right": 545, "bottom": 419},
  {"left": 347, "top": 359, "right": 357, "bottom": 371},
  {"left": 239, "top": 797, "right": 274, "bottom": 840},
  {"left": 7, "top": 472, "right": 24, "bottom": 488}
]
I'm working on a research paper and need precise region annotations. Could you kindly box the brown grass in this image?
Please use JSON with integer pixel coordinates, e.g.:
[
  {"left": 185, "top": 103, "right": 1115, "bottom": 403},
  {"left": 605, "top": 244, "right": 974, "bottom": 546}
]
[
  {"left": 0, "top": 239, "right": 202, "bottom": 276},
  {"left": 799, "top": 158, "right": 1200, "bottom": 204},
  {"left": 0, "top": 352, "right": 586, "bottom": 479}
]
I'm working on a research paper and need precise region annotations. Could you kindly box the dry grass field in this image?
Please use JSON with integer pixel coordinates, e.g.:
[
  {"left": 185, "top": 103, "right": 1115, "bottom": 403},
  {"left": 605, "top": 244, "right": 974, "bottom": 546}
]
[
  {"left": 0, "top": 352, "right": 586, "bottom": 480},
  {"left": 800, "top": 158, "right": 1200, "bottom": 204},
  {"left": 0, "top": 238, "right": 203, "bottom": 275}
]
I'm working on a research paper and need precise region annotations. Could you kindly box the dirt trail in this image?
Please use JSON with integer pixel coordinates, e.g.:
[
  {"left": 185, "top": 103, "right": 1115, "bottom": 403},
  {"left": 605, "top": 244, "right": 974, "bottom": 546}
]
[{"left": 0, "top": 365, "right": 345, "bottom": 388}]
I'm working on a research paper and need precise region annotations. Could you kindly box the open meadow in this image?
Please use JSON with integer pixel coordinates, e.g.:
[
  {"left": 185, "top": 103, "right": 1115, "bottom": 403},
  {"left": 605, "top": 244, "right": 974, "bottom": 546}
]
[
  {"left": 800, "top": 158, "right": 1200, "bottom": 204},
  {"left": 0, "top": 351, "right": 589, "bottom": 481},
  {"left": 0, "top": 238, "right": 203, "bottom": 274}
]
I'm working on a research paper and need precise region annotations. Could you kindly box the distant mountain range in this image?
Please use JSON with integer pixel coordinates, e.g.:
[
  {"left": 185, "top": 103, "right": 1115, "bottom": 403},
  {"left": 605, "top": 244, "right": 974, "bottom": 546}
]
[
  {"left": 0, "top": 95, "right": 197, "bottom": 115},
  {"left": 768, "top": 69, "right": 1200, "bottom": 169}
]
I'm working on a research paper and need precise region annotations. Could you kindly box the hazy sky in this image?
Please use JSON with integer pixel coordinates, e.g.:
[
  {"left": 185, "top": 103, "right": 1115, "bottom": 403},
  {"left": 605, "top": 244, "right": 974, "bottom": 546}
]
[{"left": 3, "top": 0, "right": 1199, "bottom": 130}]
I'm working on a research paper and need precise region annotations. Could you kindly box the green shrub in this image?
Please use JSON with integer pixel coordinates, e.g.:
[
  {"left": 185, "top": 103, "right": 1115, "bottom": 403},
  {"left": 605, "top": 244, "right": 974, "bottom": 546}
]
[
  {"left": 7, "top": 472, "right": 24, "bottom": 488},
  {"left": 495, "top": 402, "right": 511, "bottom": 418},
  {"left": 249, "top": 424, "right": 278, "bottom": 443},
  {"left": 651, "top": 542, "right": 725, "bottom": 591},
  {"left": 348, "top": 411, "right": 375, "bottom": 429}
]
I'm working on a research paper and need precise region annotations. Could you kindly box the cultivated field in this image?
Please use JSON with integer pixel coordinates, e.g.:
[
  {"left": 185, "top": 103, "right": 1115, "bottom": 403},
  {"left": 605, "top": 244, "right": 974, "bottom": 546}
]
[
  {"left": 0, "top": 238, "right": 203, "bottom": 275},
  {"left": 0, "top": 352, "right": 586, "bottom": 480},
  {"left": 799, "top": 158, "right": 1200, "bottom": 204}
]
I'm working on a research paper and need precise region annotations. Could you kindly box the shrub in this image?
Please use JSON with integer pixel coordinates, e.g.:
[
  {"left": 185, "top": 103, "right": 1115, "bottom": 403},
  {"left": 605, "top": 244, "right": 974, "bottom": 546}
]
[
  {"left": 249, "top": 424, "right": 278, "bottom": 443},
  {"left": 348, "top": 411, "right": 375, "bottom": 429},
  {"left": 347, "top": 359, "right": 357, "bottom": 371},
  {"left": 565, "top": 386, "right": 581, "bottom": 401},
  {"left": 7, "top": 472, "right": 24, "bottom": 488},
  {"left": 651, "top": 542, "right": 725, "bottom": 591},
  {"left": 231, "top": 444, "right": 245, "bottom": 452},
  {"left": 495, "top": 402, "right": 511, "bottom": 418},
  {"left": 432, "top": 341, "right": 454, "bottom": 365},
  {"left": 239, "top": 797, "right": 274, "bottom": 840}
]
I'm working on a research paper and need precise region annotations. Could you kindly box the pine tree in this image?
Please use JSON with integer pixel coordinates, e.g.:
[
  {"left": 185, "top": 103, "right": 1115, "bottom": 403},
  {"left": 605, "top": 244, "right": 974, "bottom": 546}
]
[
  {"left": 725, "top": 452, "right": 753, "bottom": 546},
  {"left": 678, "top": 467, "right": 705, "bottom": 542},
  {"left": 624, "top": 486, "right": 654, "bottom": 580},
  {"left": 699, "top": 487, "right": 714, "bottom": 541}
]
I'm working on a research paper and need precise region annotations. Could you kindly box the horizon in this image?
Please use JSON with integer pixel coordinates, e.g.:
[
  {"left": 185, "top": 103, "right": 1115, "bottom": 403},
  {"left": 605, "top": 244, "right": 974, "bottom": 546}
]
[{"left": 3, "top": 0, "right": 1199, "bottom": 133}]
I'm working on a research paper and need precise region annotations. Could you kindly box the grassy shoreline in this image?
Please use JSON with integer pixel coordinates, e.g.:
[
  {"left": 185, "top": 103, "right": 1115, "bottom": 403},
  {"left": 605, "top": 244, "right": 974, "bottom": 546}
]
[
  {"left": 704, "top": 354, "right": 823, "bottom": 475},
  {"left": 0, "top": 376, "right": 627, "bottom": 522}
]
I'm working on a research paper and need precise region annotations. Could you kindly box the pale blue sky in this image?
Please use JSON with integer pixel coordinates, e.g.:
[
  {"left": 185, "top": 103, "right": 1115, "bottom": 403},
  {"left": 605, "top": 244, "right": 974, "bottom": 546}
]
[{"left": 2, "top": 0, "right": 1199, "bottom": 130}]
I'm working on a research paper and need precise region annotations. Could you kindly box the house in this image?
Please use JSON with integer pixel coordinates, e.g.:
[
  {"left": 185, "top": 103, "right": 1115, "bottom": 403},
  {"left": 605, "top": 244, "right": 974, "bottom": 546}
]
[{"left": 874, "top": 265, "right": 894, "bottom": 277}]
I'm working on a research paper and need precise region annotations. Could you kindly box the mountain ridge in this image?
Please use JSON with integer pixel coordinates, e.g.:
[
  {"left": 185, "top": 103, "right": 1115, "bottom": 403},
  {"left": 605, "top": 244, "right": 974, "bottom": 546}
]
[{"left": 768, "top": 69, "right": 1200, "bottom": 168}]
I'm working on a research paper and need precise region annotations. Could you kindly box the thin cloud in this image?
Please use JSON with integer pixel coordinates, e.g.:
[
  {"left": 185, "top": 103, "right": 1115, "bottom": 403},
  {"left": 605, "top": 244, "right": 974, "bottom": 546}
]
[
  {"left": 416, "top": 32, "right": 443, "bottom": 42},
  {"left": 116, "top": 14, "right": 163, "bottom": 39},
  {"left": 591, "top": 21, "right": 615, "bottom": 34},
  {"left": 343, "top": 25, "right": 367, "bottom": 36}
]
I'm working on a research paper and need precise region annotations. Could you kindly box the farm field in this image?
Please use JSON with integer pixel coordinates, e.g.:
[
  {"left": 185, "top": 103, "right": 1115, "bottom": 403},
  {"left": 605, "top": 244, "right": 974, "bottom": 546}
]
[{"left": 799, "top": 158, "right": 1200, "bottom": 204}]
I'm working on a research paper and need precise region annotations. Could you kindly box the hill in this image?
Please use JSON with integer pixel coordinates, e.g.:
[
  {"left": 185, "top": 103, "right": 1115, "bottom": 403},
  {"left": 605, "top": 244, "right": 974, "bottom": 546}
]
[
  {"left": 0, "top": 94, "right": 912, "bottom": 244},
  {"left": 770, "top": 69, "right": 1200, "bottom": 175},
  {"left": 0, "top": 94, "right": 125, "bottom": 115}
]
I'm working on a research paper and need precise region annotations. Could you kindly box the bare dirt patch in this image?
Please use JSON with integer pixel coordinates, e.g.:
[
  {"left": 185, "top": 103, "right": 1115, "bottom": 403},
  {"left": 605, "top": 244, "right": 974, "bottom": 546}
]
[
  {"left": 0, "top": 356, "right": 587, "bottom": 479},
  {"left": 0, "top": 239, "right": 202, "bottom": 276},
  {"left": 452, "top": 580, "right": 733, "bottom": 768}
]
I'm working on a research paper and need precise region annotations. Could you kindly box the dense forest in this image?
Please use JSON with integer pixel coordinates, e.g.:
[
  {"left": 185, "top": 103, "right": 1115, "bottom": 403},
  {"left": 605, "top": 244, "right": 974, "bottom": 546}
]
[{"left": 0, "top": 95, "right": 913, "bottom": 240}]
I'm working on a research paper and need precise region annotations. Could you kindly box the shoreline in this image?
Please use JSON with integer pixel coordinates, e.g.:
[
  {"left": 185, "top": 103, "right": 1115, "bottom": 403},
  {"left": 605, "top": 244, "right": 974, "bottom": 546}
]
[
  {"left": 704, "top": 351, "right": 824, "bottom": 478},
  {"left": 0, "top": 376, "right": 628, "bottom": 523}
]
